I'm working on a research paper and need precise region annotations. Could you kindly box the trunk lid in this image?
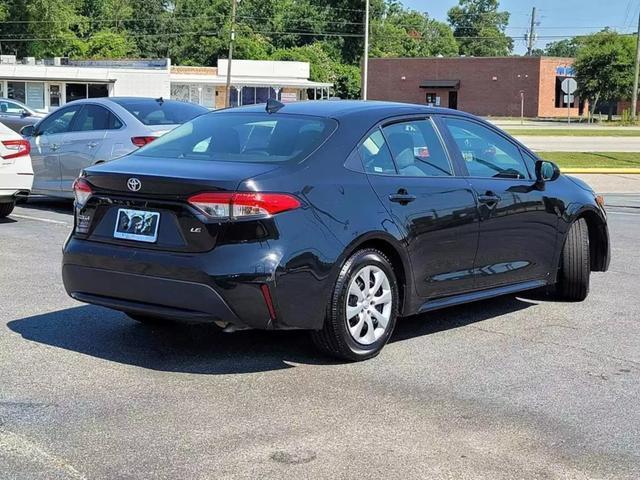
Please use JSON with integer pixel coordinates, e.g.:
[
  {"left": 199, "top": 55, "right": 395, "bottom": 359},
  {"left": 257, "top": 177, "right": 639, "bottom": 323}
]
[{"left": 76, "top": 155, "right": 281, "bottom": 252}]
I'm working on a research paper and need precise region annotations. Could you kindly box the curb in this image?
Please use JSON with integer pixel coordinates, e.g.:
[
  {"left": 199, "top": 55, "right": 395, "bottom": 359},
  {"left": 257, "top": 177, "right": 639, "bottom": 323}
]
[{"left": 561, "top": 168, "right": 640, "bottom": 174}]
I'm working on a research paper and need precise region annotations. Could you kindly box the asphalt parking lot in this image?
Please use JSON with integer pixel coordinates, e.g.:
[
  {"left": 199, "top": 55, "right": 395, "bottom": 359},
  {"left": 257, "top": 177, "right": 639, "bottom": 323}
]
[{"left": 1, "top": 186, "right": 639, "bottom": 479}]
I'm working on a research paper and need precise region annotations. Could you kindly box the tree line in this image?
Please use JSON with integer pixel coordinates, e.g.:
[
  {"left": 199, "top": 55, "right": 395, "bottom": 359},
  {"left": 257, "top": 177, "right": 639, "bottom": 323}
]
[{"left": 0, "top": 0, "right": 514, "bottom": 98}]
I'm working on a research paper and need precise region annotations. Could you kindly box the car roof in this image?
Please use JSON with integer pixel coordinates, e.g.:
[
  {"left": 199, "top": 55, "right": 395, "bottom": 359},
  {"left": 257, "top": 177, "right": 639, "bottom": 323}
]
[
  {"left": 65, "top": 97, "right": 204, "bottom": 107},
  {"left": 225, "top": 100, "right": 474, "bottom": 121}
]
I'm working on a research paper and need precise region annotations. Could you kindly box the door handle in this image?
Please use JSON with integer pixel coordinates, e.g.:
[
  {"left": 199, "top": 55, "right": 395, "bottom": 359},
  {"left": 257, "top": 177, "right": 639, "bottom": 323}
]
[
  {"left": 87, "top": 141, "right": 98, "bottom": 148},
  {"left": 50, "top": 144, "right": 60, "bottom": 152},
  {"left": 477, "top": 191, "right": 501, "bottom": 206},
  {"left": 389, "top": 190, "right": 416, "bottom": 204}
]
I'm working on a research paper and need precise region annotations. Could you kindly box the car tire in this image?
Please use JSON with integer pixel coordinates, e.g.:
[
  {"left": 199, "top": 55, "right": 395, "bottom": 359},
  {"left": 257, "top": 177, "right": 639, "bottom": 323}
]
[
  {"left": 0, "top": 201, "right": 15, "bottom": 218},
  {"left": 311, "top": 248, "right": 399, "bottom": 361},
  {"left": 555, "top": 218, "right": 590, "bottom": 301}
]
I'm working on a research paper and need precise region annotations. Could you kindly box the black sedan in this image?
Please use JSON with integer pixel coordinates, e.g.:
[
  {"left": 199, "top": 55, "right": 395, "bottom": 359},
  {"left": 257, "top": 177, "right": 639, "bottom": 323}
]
[{"left": 62, "top": 100, "right": 610, "bottom": 361}]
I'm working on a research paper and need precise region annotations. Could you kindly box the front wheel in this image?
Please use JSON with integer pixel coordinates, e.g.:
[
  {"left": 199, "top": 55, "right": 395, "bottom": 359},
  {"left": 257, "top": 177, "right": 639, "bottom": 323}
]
[
  {"left": 311, "top": 248, "right": 399, "bottom": 361},
  {"left": 554, "top": 218, "right": 590, "bottom": 301},
  {"left": 0, "top": 201, "right": 15, "bottom": 218}
]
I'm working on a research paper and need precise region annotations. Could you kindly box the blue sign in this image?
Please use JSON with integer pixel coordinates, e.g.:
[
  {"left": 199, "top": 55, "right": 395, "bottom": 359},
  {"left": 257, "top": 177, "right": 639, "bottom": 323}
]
[{"left": 556, "top": 65, "right": 576, "bottom": 77}]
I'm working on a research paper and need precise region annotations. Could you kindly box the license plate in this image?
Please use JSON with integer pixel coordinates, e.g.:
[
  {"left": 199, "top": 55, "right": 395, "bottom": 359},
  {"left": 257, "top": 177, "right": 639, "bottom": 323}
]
[{"left": 113, "top": 208, "right": 160, "bottom": 243}]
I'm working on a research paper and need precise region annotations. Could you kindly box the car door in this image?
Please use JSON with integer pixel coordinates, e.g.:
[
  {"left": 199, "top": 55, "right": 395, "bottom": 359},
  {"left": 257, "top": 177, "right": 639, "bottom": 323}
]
[
  {"left": 59, "top": 104, "right": 116, "bottom": 192},
  {"left": 0, "top": 100, "right": 28, "bottom": 132},
  {"left": 440, "top": 116, "right": 559, "bottom": 289},
  {"left": 29, "top": 105, "right": 82, "bottom": 193},
  {"left": 361, "top": 117, "right": 480, "bottom": 299}
]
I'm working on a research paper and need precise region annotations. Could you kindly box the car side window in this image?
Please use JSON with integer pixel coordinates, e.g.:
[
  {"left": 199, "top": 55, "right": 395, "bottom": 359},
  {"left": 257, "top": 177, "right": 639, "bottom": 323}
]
[
  {"left": 382, "top": 119, "right": 453, "bottom": 177},
  {"left": 37, "top": 106, "right": 81, "bottom": 136},
  {"left": 443, "top": 117, "right": 530, "bottom": 180},
  {"left": 0, "top": 100, "right": 25, "bottom": 116},
  {"left": 359, "top": 129, "right": 396, "bottom": 175},
  {"left": 71, "top": 105, "right": 122, "bottom": 132}
]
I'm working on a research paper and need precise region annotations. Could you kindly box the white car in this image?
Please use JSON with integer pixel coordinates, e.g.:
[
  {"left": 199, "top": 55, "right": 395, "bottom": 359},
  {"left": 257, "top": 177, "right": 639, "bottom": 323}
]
[{"left": 0, "top": 121, "right": 33, "bottom": 218}]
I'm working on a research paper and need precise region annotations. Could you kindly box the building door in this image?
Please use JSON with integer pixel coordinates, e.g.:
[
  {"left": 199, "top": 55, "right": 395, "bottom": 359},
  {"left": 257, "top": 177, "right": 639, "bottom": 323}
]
[{"left": 448, "top": 91, "right": 458, "bottom": 110}]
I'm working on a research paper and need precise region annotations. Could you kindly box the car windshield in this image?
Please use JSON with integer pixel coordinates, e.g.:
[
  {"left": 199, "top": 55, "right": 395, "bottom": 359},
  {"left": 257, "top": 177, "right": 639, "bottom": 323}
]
[
  {"left": 133, "top": 112, "right": 337, "bottom": 164},
  {"left": 111, "top": 98, "right": 207, "bottom": 126}
]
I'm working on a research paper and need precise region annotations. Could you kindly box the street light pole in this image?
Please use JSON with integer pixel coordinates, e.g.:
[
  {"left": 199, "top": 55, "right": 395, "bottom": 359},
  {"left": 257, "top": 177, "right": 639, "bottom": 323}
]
[
  {"left": 362, "top": 0, "right": 370, "bottom": 100},
  {"left": 225, "top": 0, "right": 238, "bottom": 108},
  {"left": 632, "top": 8, "right": 640, "bottom": 122}
]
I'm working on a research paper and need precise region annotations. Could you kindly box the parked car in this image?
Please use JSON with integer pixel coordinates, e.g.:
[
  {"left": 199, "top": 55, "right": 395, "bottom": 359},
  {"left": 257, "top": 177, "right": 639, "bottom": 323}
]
[
  {"left": 61, "top": 100, "right": 610, "bottom": 361},
  {"left": 21, "top": 97, "right": 208, "bottom": 198},
  {"left": 0, "top": 97, "right": 45, "bottom": 133},
  {"left": 0, "top": 121, "right": 33, "bottom": 218}
]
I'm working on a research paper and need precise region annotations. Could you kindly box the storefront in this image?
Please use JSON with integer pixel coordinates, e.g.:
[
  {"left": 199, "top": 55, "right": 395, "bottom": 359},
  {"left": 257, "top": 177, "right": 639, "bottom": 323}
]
[{"left": 0, "top": 57, "right": 332, "bottom": 112}]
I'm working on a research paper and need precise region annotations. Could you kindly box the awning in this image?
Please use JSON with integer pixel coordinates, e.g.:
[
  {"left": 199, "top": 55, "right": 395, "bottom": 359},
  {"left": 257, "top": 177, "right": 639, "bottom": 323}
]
[{"left": 419, "top": 80, "right": 460, "bottom": 89}]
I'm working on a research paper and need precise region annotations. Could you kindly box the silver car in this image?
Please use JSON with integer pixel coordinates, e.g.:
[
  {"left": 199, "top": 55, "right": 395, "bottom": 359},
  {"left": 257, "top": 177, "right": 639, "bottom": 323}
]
[
  {"left": 0, "top": 97, "right": 46, "bottom": 133},
  {"left": 21, "top": 97, "right": 208, "bottom": 198}
]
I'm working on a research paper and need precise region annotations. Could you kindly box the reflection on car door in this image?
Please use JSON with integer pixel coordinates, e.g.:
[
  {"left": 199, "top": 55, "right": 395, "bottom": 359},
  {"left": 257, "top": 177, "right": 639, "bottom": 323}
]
[
  {"left": 59, "top": 104, "right": 119, "bottom": 192},
  {"left": 29, "top": 105, "right": 81, "bottom": 193},
  {"left": 441, "top": 116, "right": 559, "bottom": 289},
  {"left": 361, "top": 117, "right": 480, "bottom": 299}
]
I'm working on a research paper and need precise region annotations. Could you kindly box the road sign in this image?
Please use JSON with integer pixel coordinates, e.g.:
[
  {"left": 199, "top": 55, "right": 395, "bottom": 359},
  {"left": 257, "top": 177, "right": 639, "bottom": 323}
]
[{"left": 561, "top": 78, "right": 577, "bottom": 94}]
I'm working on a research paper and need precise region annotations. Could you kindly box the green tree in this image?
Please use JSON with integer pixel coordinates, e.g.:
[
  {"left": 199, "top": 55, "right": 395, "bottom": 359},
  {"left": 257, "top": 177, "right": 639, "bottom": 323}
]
[
  {"left": 371, "top": 7, "right": 458, "bottom": 58},
  {"left": 25, "top": 0, "right": 86, "bottom": 57},
  {"left": 86, "top": 30, "right": 135, "bottom": 58},
  {"left": 545, "top": 38, "right": 582, "bottom": 57},
  {"left": 447, "top": 0, "right": 512, "bottom": 56},
  {"left": 574, "top": 31, "right": 636, "bottom": 120}
]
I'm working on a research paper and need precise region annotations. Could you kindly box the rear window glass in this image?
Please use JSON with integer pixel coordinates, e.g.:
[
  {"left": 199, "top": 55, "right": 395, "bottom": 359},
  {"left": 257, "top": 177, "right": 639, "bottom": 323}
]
[
  {"left": 111, "top": 98, "right": 207, "bottom": 126},
  {"left": 134, "top": 112, "right": 337, "bottom": 164}
]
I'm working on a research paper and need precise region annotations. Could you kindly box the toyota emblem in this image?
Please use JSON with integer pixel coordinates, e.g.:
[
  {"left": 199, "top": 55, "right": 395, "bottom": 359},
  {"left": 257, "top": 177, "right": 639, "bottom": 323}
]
[{"left": 127, "top": 178, "right": 142, "bottom": 192}]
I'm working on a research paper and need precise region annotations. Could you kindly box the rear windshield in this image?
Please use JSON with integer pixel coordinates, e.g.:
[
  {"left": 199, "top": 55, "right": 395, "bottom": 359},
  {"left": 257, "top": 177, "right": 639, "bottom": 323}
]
[
  {"left": 134, "top": 112, "right": 337, "bottom": 163},
  {"left": 111, "top": 98, "right": 208, "bottom": 126}
]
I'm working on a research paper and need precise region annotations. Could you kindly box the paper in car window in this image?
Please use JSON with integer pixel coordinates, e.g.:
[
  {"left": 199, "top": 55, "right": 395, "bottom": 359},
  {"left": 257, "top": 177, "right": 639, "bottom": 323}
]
[
  {"left": 462, "top": 151, "right": 474, "bottom": 162},
  {"left": 414, "top": 147, "right": 430, "bottom": 158}
]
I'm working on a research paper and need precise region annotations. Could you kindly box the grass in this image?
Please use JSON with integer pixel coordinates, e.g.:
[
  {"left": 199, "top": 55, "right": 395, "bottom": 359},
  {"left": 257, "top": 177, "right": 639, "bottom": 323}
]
[
  {"left": 539, "top": 152, "right": 640, "bottom": 169},
  {"left": 506, "top": 129, "right": 640, "bottom": 137}
]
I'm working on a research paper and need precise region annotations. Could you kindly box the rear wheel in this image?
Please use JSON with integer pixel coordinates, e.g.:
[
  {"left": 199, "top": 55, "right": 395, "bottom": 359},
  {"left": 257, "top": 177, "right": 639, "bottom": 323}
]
[
  {"left": 0, "top": 201, "right": 15, "bottom": 218},
  {"left": 555, "top": 218, "right": 590, "bottom": 301},
  {"left": 311, "top": 248, "right": 399, "bottom": 361}
]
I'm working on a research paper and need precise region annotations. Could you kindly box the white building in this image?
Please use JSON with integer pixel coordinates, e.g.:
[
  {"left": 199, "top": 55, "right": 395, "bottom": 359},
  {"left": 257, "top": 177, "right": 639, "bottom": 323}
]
[{"left": 0, "top": 56, "right": 333, "bottom": 112}]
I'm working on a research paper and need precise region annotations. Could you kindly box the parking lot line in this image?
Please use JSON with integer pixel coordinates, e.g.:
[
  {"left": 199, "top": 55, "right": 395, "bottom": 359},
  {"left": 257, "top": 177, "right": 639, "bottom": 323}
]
[{"left": 10, "top": 214, "right": 70, "bottom": 226}]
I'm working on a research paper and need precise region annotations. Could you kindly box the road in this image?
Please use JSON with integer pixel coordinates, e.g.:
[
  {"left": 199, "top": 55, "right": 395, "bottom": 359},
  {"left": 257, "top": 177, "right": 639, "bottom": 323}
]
[
  {"left": 513, "top": 136, "right": 640, "bottom": 152},
  {"left": 1, "top": 193, "right": 639, "bottom": 480}
]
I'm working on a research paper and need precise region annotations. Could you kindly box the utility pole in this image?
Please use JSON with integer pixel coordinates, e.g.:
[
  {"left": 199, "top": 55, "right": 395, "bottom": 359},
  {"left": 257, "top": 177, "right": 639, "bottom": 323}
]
[
  {"left": 631, "top": 8, "right": 640, "bottom": 122},
  {"left": 362, "top": 0, "right": 370, "bottom": 100},
  {"left": 526, "top": 7, "right": 537, "bottom": 56},
  {"left": 225, "top": 0, "right": 238, "bottom": 108}
]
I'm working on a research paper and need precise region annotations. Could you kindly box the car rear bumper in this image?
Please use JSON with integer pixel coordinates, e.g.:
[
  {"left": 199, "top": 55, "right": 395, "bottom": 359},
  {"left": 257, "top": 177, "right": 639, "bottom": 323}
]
[
  {"left": 62, "top": 236, "right": 315, "bottom": 330},
  {"left": 63, "top": 264, "right": 242, "bottom": 324}
]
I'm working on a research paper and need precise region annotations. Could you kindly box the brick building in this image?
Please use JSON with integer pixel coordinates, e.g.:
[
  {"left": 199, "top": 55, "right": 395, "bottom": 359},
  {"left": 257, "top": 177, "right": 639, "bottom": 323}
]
[{"left": 367, "top": 56, "right": 582, "bottom": 118}]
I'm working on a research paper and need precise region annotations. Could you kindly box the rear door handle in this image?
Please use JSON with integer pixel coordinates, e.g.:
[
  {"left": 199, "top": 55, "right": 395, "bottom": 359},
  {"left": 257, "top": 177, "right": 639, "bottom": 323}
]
[
  {"left": 389, "top": 193, "right": 417, "bottom": 204},
  {"left": 87, "top": 141, "right": 98, "bottom": 148},
  {"left": 50, "top": 144, "right": 60, "bottom": 152}
]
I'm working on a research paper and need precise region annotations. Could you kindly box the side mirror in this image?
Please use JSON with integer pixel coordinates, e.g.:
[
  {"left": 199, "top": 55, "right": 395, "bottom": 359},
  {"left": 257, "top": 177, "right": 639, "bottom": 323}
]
[
  {"left": 536, "top": 160, "right": 560, "bottom": 183},
  {"left": 20, "top": 109, "right": 31, "bottom": 118},
  {"left": 20, "top": 125, "right": 36, "bottom": 137}
]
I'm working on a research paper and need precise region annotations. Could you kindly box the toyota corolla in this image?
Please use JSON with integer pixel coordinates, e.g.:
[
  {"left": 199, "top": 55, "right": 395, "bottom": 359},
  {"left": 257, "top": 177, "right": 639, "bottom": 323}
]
[{"left": 62, "top": 100, "right": 610, "bottom": 361}]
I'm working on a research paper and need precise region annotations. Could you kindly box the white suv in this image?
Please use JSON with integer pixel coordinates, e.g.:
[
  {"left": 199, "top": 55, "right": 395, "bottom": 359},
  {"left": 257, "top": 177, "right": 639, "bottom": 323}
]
[{"left": 0, "top": 121, "right": 33, "bottom": 218}]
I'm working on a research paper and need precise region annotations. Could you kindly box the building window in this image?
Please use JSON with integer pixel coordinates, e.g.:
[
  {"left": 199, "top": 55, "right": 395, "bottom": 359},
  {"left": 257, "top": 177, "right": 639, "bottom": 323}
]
[
  {"left": 7, "top": 82, "right": 26, "bottom": 103},
  {"left": 426, "top": 92, "right": 437, "bottom": 105},
  {"left": 66, "top": 83, "right": 109, "bottom": 103},
  {"left": 26, "top": 82, "right": 45, "bottom": 110},
  {"left": 49, "top": 85, "right": 61, "bottom": 108}
]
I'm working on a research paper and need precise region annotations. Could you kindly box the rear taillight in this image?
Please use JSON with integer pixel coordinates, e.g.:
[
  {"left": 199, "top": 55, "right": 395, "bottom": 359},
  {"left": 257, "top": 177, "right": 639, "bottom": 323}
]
[
  {"left": 188, "top": 192, "right": 301, "bottom": 220},
  {"left": 1, "top": 139, "right": 30, "bottom": 160},
  {"left": 131, "top": 136, "right": 157, "bottom": 148},
  {"left": 72, "top": 178, "right": 92, "bottom": 206}
]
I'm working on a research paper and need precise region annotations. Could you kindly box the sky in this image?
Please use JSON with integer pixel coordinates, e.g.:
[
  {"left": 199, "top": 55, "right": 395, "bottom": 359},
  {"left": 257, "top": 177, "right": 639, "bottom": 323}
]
[{"left": 402, "top": 0, "right": 639, "bottom": 54}]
